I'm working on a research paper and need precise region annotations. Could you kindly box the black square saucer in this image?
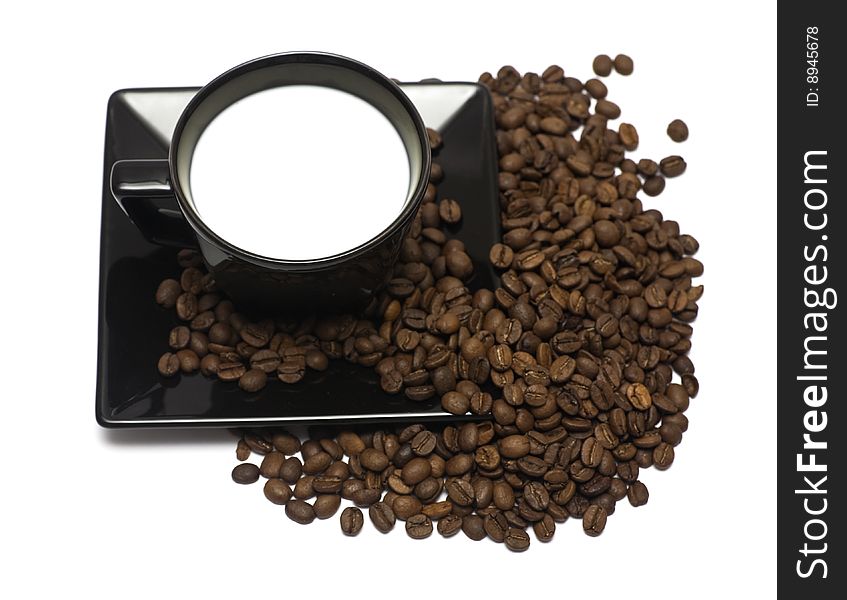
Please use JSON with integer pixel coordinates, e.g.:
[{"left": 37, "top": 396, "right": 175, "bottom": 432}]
[{"left": 97, "top": 82, "right": 499, "bottom": 427}]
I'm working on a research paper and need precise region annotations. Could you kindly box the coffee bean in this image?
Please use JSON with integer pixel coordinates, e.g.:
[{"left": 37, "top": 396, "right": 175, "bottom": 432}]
[
  {"left": 293, "top": 476, "right": 316, "bottom": 499},
  {"left": 627, "top": 480, "right": 649, "bottom": 507},
  {"left": 660, "top": 155, "right": 687, "bottom": 177},
  {"left": 643, "top": 175, "right": 666, "bottom": 196},
  {"left": 302, "top": 451, "right": 332, "bottom": 475},
  {"left": 231, "top": 463, "right": 260, "bottom": 484},
  {"left": 340, "top": 506, "right": 364, "bottom": 536},
  {"left": 406, "top": 513, "right": 433, "bottom": 539},
  {"left": 489, "top": 243, "right": 514, "bottom": 269},
  {"left": 199, "top": 353, "right": 219, "bottom": 376},
  {"left": 653, "top": 442, "right": 675, "bottom": 469},
  {"left": 238, "top": 368, "right": 267, "bottom": 392},
  {"left": 592, "top": 54, "right": 613, "bottom": 76},
  {"left": 619, "top": 123, "right": 639, "bottom": 151},
  {"left": 250, "top": 349, "right": 280, "bottom": 373},
  {"left": 218, "top": 361, "right": 246, "bottom": 382},
  {"left": 441, "top": 391, "right": 470, "bottom": 415},
  {"left": 401, "top": 457, "right": 432, "bottom": 486},
  {"left": 505, "top": 527, "right": 531, "bottom": 551},
  {"left": 235, "top": 438, "right": 250, "bottom": 461},
  {"left": 422, "top": 500, "right": 453, "bottom": 520},
  {"left": 500, "top": 435, "right": 530, "bottom": 458},
  {"left": 369, "top": 501, "right": 396, "bottom": 533},
  {"left": 263, "top": 479, "right": 292, "bottom": 505},
  {"left": 285, "top": 499, "right": 316, "bottom": 524},
  {"left": 667, "top": 119, "right": 689, "bottom": 142},
  {"left": 613, "top": 54, "right": 634, "bottom": 75},
  {"left": 533, "top": 514, "right": 556, "bottom": 542},
  {"left": 410, "top": 430, "right": 437, "bottom": 456},
  {"left": 461, "top": 514, "right": 486, "bottom": 541},
  {"left": 439, "top": 198, "right": 462, "bottom": 224},
  {"left": 313, "top": 494, "right": 341, "bottom": 520},
  {"left": 168, "top": 326, "right": 191, "bottom": 350},
  {"left": 271, "top": 432, "right": 300, "bottom": 456},
  {"left": 437, "top": 513, "right": 463, "bottom": 537},
  {"left": 259, "top": 452, "right": 284, "bottom": 479},
  {"left": 360, "top": 448, "right": 390, "bottom": 472},
  {"left": 446, "top": 478, "right": 475, "bottom": 506},
  {"left": 175, "top": 349, "right": 199, "bottom": 373},
  {"left": 277, "top": 359, "right": 305, "bottom": 384},
  {"left": 582, "top": 504, "right": 607, "bottom": 536},
  {"left": 157, "top": 352, "right": 180, "bottom": 377},
  {"left": 155, "top": 279, "right": 181, "bottom": 308},
  {"left": 393, "top": 495, "right": 423, "bottom": 520},
  {"left": 175, "top": 292, "right": 198, "bottom": 321}
]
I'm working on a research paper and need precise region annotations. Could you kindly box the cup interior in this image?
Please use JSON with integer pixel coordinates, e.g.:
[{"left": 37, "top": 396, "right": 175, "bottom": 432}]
[{"left": 170, "top": 53, "right": 430, "bottom": 264}]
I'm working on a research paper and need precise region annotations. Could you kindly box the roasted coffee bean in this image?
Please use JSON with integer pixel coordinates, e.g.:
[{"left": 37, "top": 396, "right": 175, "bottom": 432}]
[
  {"left": 156, "top": 279, "right": 181, "bottom": 308},
  {"left": 259, "top": 452, "right": 285, "bottom": 479},
  {"left": 446, "top": 478, "right": 475, "bottom": 506},
  {"left": 410, "top": 430, "right": 437, "bottom": 456},
  {"left": 533, "top": 514, "right": 556, "bottom": 542},
  {"left": 360, "top": 448, "right": 390, "bottom": 471},
  {"left": 285, "top": 499, "right": 316, "bottom": 524},
  {"left": 437, "top": 514, "right": 463, "bottom": 537},
  {"left": 393, "top": 495, "right": 423, "bottom": 520},
  {"left": 277, "top": 359, "right": 305, "bottom": 384},
  {"left": 175, "top": 293, "right": 198, "bottom": 321},
  {"left": 238, "top": 368, "right": 267, "bottom": 392},
  {"left": 582, "top": 504, "right": 607, "bottom": 536},
  {"left": 461, "top": 514, "right": 486, "bottom": 541},
  {"left": 340, "top": 506, "right": 364, "bottom": 536},
  {"left": 199, "top": 353, "right": 219, "bottom": 376},
  {"left": 442, "top": 391, "right": 470, "bottom": 415},
  {"left": 168, "top": 326, "right": 191, "bottom": 350},
  {"left": 484, "top": 512, "right": 509, "bottom": 543},
  {"left": 628, "top": 481, "right": 649, "bottom": 507},
  {"left": 250, "top": 349, "right": 281, "bottom": 373},
  {"left": 302, "top": 452, "right": 332, "bottom": 475},
  {"left": 263, "top": 479, "right": 292, "bottom": 505},
  {"left": 592, "top": 54, "right": 613, "bottom": 76},
  {"left": 439, "top": 198, "right": 462, "bottom": 224},
  {"left": 653, "top": 442, "right": 675, "bottom": 469},
  {"left": 218, "top": 361, "right": 246, "bottom": 382},
  {"left": 493, "top": 481, "right": 516, "bottom": 511},
  {"left": 490, "top": 243, "right": 514, "bottom": 269},
  {"left": 312, "top": 475, "right": 344, "bottom": 494},
  {"left": 406, "top": 514, "right": 433, "bottom": 539},
  {"left": 402, "top": 457, "right": 432, "bottom": 486},
  {"left": 422, "top": 500, "right": 453, "bottom": 520},
  {"left": 231, "top": 463, "right": 260, "bottom": 484},
  {"left": 667, "top": 119, "right": 689, "bottom": 142},
  {"left": 660, "top": 155, "right": 687, "bottom": 177},
  {"left": 613, "top": 54, "right": 634, "bottom": 75},
  {"left": 235, "top": 438, "right": 251, "bottom": 461},
  {"left": 369, "top": 501, "right": 396, "bottom": 533},
  {"left": 352, "top": 487, "right": 382, "bottom": 507},
  {"left": 174, "top": 349, "right": 199, "bottom": 373},
  {"left": 157, "top": 352, "right": 180, "bottom": 377},
  {"left": 643, "top": 175, "right": 666, "bottom": 196},
  {"left": 500, "top": 435, "right": 530, "bottom": 458},
  {"left": 505, "top": 527, "right": 531, "bottom": 552},
  {"left": 272, "top": 432, "right": 300, "bottom": 455},
  {"left": 244, "top": 433, "right": 273, "bottom": 455}
]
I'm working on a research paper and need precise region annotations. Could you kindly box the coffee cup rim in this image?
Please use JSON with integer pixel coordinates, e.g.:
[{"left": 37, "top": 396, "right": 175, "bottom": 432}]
[{"left": 168, "top": 51, "right": 431, "bottom": 270}]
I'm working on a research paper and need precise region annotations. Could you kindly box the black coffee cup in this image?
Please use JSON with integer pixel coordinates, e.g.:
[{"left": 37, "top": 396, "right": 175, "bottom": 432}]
[{"left": 110, "top": 52, "right": 431, "bottom": 312}]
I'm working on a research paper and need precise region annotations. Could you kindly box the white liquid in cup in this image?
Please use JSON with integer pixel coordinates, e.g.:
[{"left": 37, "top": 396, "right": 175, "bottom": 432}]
[{"left": 189, "top": 85, "right": 412, "bottom": 261}]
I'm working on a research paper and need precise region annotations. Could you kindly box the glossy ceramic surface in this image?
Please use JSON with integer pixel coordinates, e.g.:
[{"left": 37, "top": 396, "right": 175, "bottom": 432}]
[{"left": 97, "top": 82, "right": 499, "bottom": 427}]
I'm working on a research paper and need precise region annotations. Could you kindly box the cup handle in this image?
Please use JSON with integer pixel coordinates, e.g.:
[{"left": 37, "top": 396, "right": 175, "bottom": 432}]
[{"left": 110, "top": 159, "right": 197, "bottom": 247}]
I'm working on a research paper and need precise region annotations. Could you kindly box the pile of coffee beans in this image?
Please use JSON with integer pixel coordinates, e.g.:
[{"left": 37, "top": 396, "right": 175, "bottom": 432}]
[{"left": 157, "top": 56, "right": 701, "bottom": 548}]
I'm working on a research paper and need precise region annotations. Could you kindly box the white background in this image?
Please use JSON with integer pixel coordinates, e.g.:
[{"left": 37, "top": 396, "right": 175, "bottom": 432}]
[{"left": 1, "top": 1, "right": 776, "bottom": 598}]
